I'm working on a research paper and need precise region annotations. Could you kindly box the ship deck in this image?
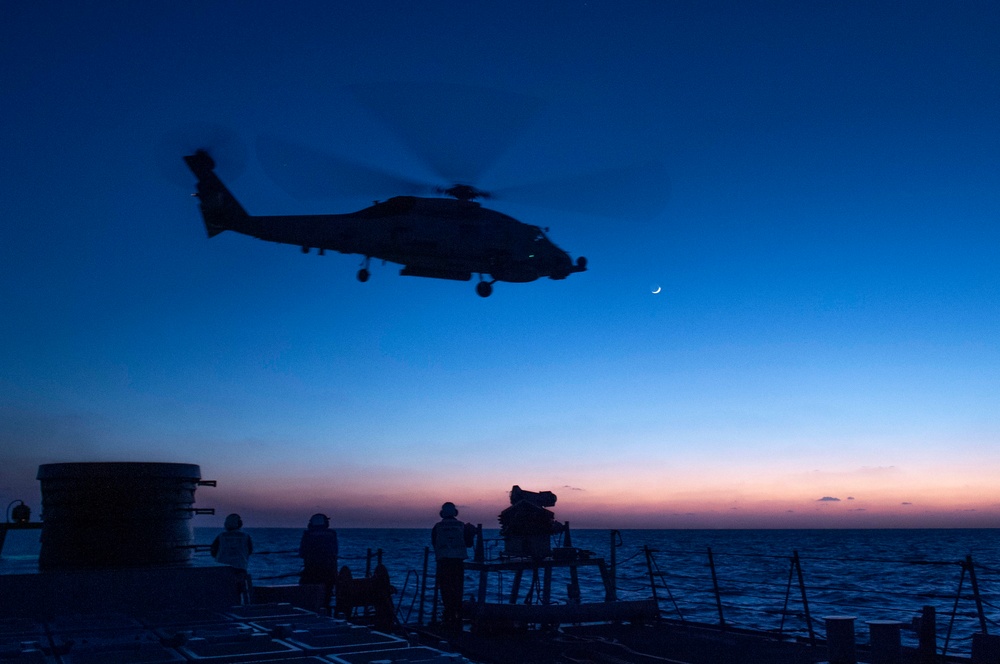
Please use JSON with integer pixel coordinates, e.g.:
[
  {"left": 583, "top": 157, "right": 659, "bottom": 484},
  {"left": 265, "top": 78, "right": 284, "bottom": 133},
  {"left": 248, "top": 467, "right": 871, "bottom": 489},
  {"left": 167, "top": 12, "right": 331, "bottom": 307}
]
[{"left": 414, "top": 618, "right": 965, "bottom": 664}]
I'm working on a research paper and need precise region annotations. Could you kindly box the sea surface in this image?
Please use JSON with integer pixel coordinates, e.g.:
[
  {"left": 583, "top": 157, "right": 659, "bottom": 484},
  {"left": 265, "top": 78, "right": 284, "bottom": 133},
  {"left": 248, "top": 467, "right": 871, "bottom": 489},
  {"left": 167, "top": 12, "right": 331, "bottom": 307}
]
[
  {"left": 208, "top": 527, "right": 1000, "bottom": 657},
  {"left": 4, "top": 527, "right": 999, "bottom": 657}
]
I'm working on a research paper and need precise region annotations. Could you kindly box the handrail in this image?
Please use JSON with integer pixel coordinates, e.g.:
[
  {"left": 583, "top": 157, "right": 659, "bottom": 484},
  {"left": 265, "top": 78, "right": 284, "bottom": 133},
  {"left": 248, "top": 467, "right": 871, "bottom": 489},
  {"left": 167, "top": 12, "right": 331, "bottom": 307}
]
[
  {"left": 707, "top": 546, "right": 726, "bottom": 628},
  {"left": 641, "top": 543, "right": 991, "bottom": 658},
  {"left": 792, "top": 551, "right": 815, "bottom": 645}
]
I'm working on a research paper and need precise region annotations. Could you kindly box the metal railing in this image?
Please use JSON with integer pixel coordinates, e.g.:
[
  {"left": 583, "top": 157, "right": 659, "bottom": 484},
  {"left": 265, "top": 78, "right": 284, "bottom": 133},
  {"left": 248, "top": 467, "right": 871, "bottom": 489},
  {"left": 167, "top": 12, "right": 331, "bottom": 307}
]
[{"left": 639, "top": 544, "right": 997, "bottom": 658}]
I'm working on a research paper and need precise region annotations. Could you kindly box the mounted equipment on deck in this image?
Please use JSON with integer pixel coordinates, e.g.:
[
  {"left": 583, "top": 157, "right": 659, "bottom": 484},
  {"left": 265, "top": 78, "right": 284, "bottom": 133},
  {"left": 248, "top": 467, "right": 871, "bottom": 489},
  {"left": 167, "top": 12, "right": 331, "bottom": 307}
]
[
  {"left": 499, "top": 485, "right": 564, "bottom": 560},
  {"left": 463, "top": 485, "right": 659, "bottom": 631}
]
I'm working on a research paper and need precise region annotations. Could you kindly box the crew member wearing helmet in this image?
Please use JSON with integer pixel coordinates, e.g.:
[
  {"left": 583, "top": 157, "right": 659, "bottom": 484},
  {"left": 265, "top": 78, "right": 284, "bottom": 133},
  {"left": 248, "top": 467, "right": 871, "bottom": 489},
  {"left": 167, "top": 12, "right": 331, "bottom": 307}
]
[
  {"left": 431, "top": 502, "right": 476, "bottom": 628},
  {"left": 211, "top": 513, "right": 253, "bottom": 570},
  {"left": 299, "top": 513, "right": 339, "bottom": 611},
  {"left": 211, "top": 513, "right": 254, "bottom": 603}
]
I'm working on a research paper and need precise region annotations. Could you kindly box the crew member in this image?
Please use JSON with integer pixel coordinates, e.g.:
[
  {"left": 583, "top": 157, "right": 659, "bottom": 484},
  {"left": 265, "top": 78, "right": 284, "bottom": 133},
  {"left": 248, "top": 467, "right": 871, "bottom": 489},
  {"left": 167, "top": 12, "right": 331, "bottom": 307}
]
[
  {"left": 211, "top": 513, "right": 253, "bottom": 570},
  {"left": 211, "top": 513, "right": 253, "bottom": 603},
  {"left": 431, "top": 502, "right": 475, "bottom": 628},
  {"left": 299, "top": 513, "right": 339, "bottom": 611}
]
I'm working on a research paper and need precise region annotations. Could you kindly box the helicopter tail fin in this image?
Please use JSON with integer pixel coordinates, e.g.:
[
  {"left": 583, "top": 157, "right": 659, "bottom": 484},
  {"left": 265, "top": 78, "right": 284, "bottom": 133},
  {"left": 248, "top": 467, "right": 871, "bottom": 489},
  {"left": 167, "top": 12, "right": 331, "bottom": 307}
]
[{"left": 183, "top": 150, "right": 249, "bottom": 238}]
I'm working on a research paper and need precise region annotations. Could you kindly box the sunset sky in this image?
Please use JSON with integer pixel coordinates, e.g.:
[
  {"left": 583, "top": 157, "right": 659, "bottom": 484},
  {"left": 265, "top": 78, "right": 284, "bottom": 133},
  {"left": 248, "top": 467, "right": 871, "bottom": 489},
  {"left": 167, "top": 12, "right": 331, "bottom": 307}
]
[{"left": 2, "top": 1, "right": 998, "bottom": 529}]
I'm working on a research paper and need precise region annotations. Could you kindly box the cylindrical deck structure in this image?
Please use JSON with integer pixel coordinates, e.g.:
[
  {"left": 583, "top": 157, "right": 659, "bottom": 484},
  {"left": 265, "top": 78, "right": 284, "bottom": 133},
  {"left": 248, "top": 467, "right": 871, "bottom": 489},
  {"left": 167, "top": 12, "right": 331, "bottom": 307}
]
[{"left": 36, "top": 462, "right": 202, "bottom": 570}]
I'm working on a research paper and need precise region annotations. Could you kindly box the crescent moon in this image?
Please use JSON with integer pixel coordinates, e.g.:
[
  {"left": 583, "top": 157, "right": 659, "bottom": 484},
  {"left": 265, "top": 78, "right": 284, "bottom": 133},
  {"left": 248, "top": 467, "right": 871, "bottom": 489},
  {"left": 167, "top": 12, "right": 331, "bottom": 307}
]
[{"left": 652, "top": 286, "right": 661, "bottom": 294}]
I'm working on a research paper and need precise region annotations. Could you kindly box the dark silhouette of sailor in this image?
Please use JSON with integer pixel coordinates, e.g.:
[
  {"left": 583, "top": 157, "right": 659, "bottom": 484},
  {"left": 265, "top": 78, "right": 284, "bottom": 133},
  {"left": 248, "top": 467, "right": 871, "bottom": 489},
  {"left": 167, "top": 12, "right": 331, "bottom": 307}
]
[
  {"left": 431, "top": 502, "right": 475, "bottom": 628},
  {"left": 211, "top": 513, "right": 253, "bottom": 603},
  {"left": 299, "top": 513, "right": 339, "bottom": 609},
  {"left": 211, "top": 513, "right": 253, "bottom": 570}
]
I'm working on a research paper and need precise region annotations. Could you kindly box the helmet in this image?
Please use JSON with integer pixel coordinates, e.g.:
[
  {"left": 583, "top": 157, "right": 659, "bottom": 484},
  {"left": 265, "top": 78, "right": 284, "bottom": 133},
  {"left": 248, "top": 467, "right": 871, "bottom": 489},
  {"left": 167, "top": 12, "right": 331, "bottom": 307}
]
[
  {"left": 224, "top": 513, "right": 242, "bottom": 530},
  {"left": 308, "top": 513, "right": 329, "bottom": 529},
  {"left": 439, "top": 502, "right": 458, "bottom": 518}
]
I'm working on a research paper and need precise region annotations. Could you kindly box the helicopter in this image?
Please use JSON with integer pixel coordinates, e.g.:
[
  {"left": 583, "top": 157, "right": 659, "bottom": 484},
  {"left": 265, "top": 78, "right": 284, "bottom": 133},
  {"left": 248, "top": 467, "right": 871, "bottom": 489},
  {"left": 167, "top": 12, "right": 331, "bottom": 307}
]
[{"left": 183, "top": 149, "right": 587, "bottom": 298}]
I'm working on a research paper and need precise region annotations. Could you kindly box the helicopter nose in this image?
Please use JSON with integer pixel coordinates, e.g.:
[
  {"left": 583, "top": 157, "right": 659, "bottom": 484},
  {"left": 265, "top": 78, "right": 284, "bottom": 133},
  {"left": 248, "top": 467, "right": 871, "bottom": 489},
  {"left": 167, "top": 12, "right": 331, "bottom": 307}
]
[
  {"left": 553, "top": 254, "right": 586, "bottom": 279},
  {"left": 545, "top": 252, "right": 579, "bottom": 280}
]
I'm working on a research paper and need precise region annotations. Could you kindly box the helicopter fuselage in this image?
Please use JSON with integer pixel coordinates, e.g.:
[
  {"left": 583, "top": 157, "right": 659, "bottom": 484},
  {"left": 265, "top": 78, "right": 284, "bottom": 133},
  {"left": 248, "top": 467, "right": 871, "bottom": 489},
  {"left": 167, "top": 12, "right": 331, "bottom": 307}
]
[
  {"left": 236, "top": 198, "right": 579, "bottom": 282},
  {"left": 185, "top": 150, "right": 586, "bottom": 296}
]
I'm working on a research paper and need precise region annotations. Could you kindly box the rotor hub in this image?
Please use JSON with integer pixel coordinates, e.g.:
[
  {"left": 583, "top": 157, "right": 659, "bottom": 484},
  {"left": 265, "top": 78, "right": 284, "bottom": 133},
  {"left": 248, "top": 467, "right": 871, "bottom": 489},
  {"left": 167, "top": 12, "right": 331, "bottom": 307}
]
[{"left": 438, "top": 183, "right": 491, "bottom": 201}]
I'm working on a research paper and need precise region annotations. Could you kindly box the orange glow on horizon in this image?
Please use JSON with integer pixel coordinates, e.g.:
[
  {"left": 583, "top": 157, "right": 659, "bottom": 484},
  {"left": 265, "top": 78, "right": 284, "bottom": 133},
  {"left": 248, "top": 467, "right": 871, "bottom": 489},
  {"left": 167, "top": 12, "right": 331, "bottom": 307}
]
[{"left": 198, "top": 461, "right": 1000, "bottom": 529}]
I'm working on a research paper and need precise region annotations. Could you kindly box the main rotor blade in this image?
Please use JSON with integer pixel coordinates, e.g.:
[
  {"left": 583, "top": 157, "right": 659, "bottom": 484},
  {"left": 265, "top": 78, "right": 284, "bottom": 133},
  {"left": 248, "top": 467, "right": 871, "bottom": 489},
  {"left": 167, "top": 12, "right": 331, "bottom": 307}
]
[
  {"left": 492, "top": 160, "right": 671, "bottom": 221},
  {"left": 347, "top": 82, "right": 543, "bottom": 185},
  {"left": 256, "top": 134, "right": 432, "bottom": 201}
]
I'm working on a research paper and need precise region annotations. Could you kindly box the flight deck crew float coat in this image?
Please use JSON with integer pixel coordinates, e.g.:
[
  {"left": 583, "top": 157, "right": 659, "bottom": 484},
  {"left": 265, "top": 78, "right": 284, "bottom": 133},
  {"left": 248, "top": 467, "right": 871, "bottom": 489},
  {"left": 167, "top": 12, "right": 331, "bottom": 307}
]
[
  {"left": 211, "top": 530, "right": 253, "bottom": 570},
  {"left": 433, "top": 518, "right": 469, "bottom": 560}
]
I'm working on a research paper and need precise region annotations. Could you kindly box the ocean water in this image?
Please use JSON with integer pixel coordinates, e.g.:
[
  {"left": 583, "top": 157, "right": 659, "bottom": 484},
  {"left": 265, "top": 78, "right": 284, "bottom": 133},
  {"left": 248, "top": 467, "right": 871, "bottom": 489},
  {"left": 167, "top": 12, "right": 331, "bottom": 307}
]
[
  {"left": 4, "top": 527, "right": 999, "bottom": 656},
  {"left": 201, "top": 527, "right": 1000, "bottom": 656}
]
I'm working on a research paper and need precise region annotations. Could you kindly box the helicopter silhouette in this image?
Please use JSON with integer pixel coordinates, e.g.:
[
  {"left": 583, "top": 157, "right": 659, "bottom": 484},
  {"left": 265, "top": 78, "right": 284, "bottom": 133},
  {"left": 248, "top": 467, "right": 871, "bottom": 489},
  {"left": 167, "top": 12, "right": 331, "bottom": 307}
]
[{"left": 183, "top": 148, "right": 587, "bottom": 298}]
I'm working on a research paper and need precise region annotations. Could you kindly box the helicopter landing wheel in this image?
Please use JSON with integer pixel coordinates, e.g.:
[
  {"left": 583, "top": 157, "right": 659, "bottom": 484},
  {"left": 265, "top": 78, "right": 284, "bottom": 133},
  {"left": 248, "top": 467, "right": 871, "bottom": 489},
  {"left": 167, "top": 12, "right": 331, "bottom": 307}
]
[
  {"left": 475, "top": 281, "right": 493, "bottom": 298},
  {"left": 357, "top": 268, "right": 370, "bottom": 283}
]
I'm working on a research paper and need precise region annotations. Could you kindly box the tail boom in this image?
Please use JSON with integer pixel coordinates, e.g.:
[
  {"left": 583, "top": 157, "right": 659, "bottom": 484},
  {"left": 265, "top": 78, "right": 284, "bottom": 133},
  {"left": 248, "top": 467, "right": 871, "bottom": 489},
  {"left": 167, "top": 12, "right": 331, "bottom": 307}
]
[{"left": 183, "top": 150, "right": 249, "bottom": 238}]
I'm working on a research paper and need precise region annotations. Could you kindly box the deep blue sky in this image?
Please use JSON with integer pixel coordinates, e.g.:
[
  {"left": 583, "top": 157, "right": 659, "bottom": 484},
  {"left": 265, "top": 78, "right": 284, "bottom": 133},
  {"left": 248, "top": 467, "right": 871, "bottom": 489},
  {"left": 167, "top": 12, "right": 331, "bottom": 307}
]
[{"left": 2, "top": 1, "right": 998, "bottom": 528}]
